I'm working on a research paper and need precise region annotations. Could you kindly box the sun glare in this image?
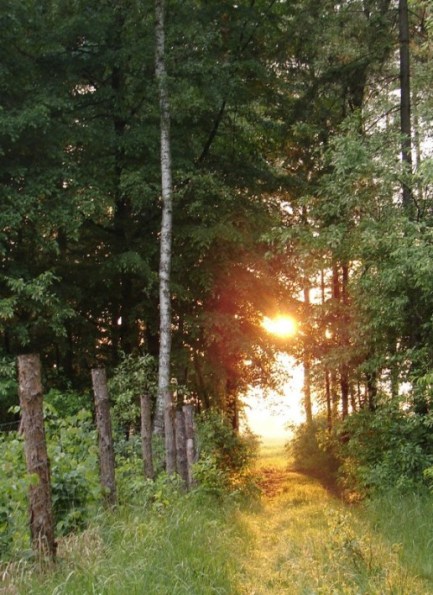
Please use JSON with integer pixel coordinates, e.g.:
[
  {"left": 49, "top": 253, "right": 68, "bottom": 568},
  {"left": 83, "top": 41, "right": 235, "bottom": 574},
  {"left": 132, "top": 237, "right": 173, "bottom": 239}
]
[
  {"left": 262, "top": 315, "right": 297, "bottom": 338},
  {"left": 262, "top": 315, "right": 298, "bottom": 337}
]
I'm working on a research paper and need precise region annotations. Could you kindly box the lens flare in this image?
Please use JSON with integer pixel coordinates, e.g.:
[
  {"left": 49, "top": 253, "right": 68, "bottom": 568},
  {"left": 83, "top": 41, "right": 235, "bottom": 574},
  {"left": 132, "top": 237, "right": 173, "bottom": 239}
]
[{"left": 262, "top": 315, "right": 297, "bottom": 337}]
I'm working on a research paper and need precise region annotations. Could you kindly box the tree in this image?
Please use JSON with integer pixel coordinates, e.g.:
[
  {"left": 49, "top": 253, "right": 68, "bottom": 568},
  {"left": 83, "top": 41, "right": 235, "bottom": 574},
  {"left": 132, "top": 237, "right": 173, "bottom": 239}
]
[{"left": 154, "top": 0, "right": 176, "bottom": 474}]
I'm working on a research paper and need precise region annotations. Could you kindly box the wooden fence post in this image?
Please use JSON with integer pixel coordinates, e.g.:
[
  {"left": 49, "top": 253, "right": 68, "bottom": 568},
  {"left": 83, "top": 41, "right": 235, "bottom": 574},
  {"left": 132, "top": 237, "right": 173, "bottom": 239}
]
[
  {"left": 91, "top": 368, "right": 117, "bottom": 506},
  {"left": 17, "top": 354, "right": 56, "bottom": 560},
  {"left": 140, "top": 393, "right": 154, "bottom": 480},
  {"left": 175, "top": 410, "right": 188, "bottom": 486},
  {"left": 183, "top": 404, "right": 196, "bottom": 489}
]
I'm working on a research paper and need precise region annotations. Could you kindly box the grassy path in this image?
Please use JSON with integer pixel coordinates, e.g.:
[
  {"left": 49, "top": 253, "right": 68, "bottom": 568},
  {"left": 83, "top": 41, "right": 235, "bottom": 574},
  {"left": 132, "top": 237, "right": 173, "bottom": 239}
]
[{"left": 234, "top": 440, "right": 432, "bottom": 594}]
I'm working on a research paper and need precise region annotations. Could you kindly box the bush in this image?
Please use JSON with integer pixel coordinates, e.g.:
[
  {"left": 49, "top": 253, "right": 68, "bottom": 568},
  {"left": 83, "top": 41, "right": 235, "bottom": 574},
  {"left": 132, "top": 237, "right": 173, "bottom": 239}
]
[
  {"left": 338, "top": 401, "right": 433, "bottom": 495},
  {"left": 287, "top": 417, "right": 340, "bottom": 482},
  {"left": 114, "top": 433, "right": 165, "bottom": 504},
  {"left": 109, "top": 353, "right": 157, "bottom": 434},
  {"left": 194, "top": 410, "right": 259, "bottom": 494},
  {"left": 45, "top": 405, "right": 101, "bottom": 535}
]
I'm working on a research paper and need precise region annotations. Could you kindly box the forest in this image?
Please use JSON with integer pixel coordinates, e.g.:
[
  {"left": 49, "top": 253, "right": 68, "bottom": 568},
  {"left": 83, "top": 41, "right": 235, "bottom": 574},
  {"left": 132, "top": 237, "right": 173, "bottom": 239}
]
[{"left": 1, "top": 0, "right": 433, "bottom": 592}]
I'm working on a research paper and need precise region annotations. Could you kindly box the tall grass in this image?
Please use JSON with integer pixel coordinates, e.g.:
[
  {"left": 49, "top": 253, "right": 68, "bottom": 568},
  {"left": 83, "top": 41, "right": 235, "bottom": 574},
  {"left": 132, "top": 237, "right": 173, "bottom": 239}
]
[
  {"left": 1, "top": 493, "right": 243, "bottom": 594},
  {"left": 3, "top": 442, "right": 433, "bottom": 594},
  {"left": 362, "top": 490, "right": 433, "bottom": 585}
]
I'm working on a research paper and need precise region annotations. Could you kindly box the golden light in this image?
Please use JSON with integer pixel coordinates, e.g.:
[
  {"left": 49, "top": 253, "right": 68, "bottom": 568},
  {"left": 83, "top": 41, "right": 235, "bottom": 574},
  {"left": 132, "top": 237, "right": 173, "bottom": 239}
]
[{"left": 262, "top": 315, "right": 297, "bottom": 338}]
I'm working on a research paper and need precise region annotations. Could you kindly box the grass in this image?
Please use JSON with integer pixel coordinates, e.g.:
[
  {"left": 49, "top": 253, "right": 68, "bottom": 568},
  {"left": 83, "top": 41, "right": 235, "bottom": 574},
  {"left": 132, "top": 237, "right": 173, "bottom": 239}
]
[
  {"left": 235, "top": 442, "right": 433, "bottom": 594},
  {"left": 3, "top": 441, "right": 433, "bottom": 594},
  {"left": 1, "top": 493, "right": 243, "bottom": 594}
]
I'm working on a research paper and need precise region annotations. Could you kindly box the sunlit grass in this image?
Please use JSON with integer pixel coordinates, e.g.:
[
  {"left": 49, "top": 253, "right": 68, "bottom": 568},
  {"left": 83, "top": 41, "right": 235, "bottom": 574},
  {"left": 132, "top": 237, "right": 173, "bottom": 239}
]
[
  {"left": 256, "top": 438, "right": 287, "bottom": 469},
  {"left": 3, "top": 445, "right": 433, "bottom": 594},
  {"left": 236, "top": 444, "right": 433, "bottom": 594}
]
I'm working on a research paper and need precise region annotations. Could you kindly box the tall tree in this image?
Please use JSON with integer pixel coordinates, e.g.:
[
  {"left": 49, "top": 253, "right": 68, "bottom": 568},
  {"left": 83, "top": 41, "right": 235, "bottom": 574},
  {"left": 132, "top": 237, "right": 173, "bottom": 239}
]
[{"left": 154, "top": 0, "right": 176, "bottom": 474}]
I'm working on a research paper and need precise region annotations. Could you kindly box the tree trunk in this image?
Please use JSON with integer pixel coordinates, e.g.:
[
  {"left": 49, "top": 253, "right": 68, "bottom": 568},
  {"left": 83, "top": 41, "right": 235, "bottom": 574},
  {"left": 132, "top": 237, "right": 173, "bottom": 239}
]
[
  {"left": 140, "top": 393, "right": 154, "bottom": 480},
  {"left": 366, "top": 371, "right": 378, "bottom": 411},
  {"left": 183, "top": 404, "right": 196, "bottom": 488},
  {"left": 17, "top": 354, "right": 56, "bottom": 560},
  {"left": 399, "top": 0, "right": 413, "bottom": 214},
  {"left": 175, "top": 410, "right": 189, "bottom": 486},
  {"left": 303, "top": 282, "right": 313, "bottom": 424},
  {"left": 340, "top": 264, "right": 350, "bottom": 419},
  {"left": 154, "top": 0, "right": 176, "bottom": 475},
  {"left": 91, "top": 368, "right": 117, "bottom": 506},
  {"left": 325, "top": 370, "right": 332, "bottom": 430}
]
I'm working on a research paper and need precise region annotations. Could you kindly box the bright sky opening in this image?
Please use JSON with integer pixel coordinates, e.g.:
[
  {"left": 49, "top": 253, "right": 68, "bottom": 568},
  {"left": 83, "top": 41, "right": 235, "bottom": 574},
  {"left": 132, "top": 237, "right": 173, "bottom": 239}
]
[{"left": 242, "top": 354, "right": 304, "bottom": 440}]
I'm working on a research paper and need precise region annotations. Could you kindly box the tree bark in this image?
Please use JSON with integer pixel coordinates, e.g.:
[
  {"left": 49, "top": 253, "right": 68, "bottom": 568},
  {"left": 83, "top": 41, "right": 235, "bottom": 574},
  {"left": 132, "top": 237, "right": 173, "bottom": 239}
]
[
  {"left": 175, "top": 410, "right": 189, "bottom": 486},
  {"left": 17, "top": 354, "right": 56, "bottom": 560},
  {"left": 154, "top": 0, "right": 176, "bottom": 475},
  {"left": 183, "top": 404, "right": 196, "bottom": 488},
  {"left": 140, "top": 393, "right": 154, "bottom": 480},
  {"left": 303, "top": 282, "right": 313, "bottom": 424},
  {"left": 340, "top": 264, "right": 350, "bottom": 419},
  {"left": 399, "top": 0, "right": 413, "bottom": 214},
  {"left": 91, "top": 368, "right": 117, "bottom": 506},
  {"left": 325, "top": 370, "right": 332, "bottom": 430}
]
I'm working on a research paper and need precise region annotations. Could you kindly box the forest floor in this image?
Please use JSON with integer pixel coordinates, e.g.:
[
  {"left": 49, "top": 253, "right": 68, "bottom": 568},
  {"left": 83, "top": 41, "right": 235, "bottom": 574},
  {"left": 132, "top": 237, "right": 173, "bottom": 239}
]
[{"left": 233, "top": 439, "right": 433, "bottom": 594}]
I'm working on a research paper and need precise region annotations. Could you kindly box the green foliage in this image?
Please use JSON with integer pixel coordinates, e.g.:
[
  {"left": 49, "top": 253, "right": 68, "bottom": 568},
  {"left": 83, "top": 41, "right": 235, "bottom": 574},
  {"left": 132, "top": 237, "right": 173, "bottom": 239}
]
[
  {"left": 0, "top": 432, "right": 28, "bottom": 557},
  {"left": 0, "top": 402, "right": 101, "bottom": 557},
  {"left": 337, "top": 399, "right": 433, "bottom": 495},
  {"left": 109, "top": 353, "right": 157, "bottom": 432},
  {"left": 194, "top": 410, "right": 259, "bottom": 494},
  {"left": 44, "top": 387, "right": 91, "bottom": 418},
  {"left": 44, "top": 404, "right": 101, "bottom": 535},
  {"left": 0, "top": 356, "right": 18, "bottom": 424},
  {"left": 287, "top": 418, "right": 339, "bottom": 481},
  {"left": 114, "top": 433, "right": 165, "bottom": 504}
]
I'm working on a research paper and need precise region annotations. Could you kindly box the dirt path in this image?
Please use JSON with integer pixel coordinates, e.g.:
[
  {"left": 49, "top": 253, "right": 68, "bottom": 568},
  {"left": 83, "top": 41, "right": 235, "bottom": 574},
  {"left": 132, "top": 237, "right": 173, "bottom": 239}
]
[{"left": 234, "top": 441, "right": 430, "bottom": 594}]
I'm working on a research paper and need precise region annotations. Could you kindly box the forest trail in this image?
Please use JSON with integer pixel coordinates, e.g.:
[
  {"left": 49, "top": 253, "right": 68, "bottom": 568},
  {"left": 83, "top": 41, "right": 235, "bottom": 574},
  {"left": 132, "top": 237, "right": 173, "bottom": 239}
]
[{"left": 234, "top": 440, "right": 431, "bottom": 595}]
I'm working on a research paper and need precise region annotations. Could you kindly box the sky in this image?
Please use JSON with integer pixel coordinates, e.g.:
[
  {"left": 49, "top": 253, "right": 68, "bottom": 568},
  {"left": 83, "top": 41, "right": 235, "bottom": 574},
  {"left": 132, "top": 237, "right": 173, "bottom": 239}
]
[{"left": 241, "top": 355, "right": 304, "bottom": 440}]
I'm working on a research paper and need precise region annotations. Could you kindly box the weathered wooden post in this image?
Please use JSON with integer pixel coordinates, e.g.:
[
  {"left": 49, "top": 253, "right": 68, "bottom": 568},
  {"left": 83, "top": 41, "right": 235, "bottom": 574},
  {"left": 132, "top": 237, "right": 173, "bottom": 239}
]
[
  {"left": 175, "top": 409, "right": 188, "bottom": 486},
  {"left": 17, "top": 354, "right": 56, "bottom": 560},
  {"left": 140, "top": 393, "right": 154, "bottom": 480},
  {"left": 91, "top": 368, "right": 117, "bottom": 506},
  {"left": 183, "top": 404, "right": 196, "bottom": 488}
]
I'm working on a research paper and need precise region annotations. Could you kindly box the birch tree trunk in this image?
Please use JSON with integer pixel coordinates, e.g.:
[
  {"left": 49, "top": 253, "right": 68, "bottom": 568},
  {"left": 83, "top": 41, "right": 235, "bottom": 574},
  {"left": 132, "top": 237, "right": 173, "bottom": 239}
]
[
  {"left": 154, "top": 0, "right": 176, "bottom": 474},
  {"left": 91, "top": 368, "right": 117, "bottom": 506},
  {"left": 18, "top": 354, "right": 56, "bottom": 560}
]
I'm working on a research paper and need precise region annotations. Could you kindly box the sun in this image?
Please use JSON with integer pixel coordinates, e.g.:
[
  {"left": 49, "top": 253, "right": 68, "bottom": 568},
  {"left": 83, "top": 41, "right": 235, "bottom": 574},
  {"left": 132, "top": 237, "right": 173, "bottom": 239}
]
[{"left": 262, "top": 315, "right": 297, "bottom": 338}]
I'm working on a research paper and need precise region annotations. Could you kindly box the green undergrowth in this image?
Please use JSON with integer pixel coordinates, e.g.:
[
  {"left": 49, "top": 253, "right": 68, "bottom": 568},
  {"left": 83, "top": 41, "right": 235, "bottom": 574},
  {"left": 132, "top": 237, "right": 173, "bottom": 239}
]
[
  {"left": 4, "top": 442, "right": 433, "bottom": 594},
  {"left": 1, "top": 492, "right": 246, "bottom": 594}
]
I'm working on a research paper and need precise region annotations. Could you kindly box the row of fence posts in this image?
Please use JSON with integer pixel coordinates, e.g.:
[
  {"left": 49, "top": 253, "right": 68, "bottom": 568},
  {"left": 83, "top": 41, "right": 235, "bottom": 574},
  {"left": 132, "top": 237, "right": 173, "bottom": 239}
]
[{"left": 17, "top": 354, "right": 197, "bottom": 560}]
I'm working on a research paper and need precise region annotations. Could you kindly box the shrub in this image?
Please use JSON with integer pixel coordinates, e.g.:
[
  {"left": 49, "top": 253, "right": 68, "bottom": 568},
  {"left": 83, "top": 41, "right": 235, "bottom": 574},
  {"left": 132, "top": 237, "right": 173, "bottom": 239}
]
[
  {"left": 337, "top": 399, "right": 433, "bottom": 495},
  {"left": 194, "top": 410, "right": 259, "bottom": 494},
  {"left": 45, "top": 405, "right": 101, "bottom": 535},
  {"left": 109, "top": 353, "right": 157, "bottom": 434},
  {"left": 287, "top": 417, "right": 340, "bottom": 481}
]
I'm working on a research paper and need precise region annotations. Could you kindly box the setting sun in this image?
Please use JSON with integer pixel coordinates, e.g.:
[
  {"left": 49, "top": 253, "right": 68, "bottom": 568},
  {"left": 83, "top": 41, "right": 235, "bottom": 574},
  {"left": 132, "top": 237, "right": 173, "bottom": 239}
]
[{"left": 262, "top": 315, "right": 297, "bottom": 338}]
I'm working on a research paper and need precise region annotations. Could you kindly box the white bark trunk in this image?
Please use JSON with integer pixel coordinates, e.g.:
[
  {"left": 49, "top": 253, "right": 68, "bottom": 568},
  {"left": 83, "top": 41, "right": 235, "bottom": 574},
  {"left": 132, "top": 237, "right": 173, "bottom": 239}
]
[{"left": 154, "top": 0, "right": 176, "bottom": 474}]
